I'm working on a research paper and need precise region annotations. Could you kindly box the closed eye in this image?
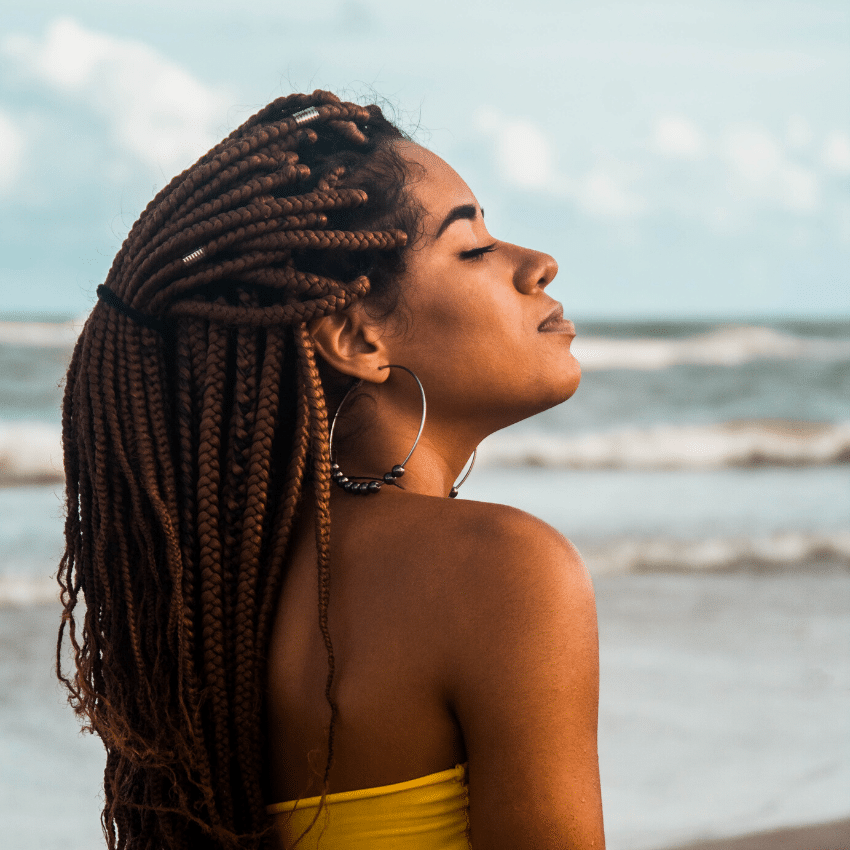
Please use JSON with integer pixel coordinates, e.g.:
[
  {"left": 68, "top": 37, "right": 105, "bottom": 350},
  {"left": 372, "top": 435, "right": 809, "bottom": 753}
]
[{"left": 459, "top": 242, "right": 498, "bottom": 261}]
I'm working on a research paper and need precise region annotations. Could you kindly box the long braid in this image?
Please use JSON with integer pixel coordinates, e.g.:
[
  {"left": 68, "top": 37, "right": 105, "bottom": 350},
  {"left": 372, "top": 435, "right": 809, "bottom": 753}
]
[
  {"left": 58, "top": 90, "right": 417, "bottom": 848},
  {"left": 295, "top": 325, "right": 338, "bottom": 785}
]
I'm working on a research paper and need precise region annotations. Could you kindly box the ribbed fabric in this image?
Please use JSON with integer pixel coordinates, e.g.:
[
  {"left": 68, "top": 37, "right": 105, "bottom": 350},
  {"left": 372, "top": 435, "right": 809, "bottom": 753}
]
[{"left": 267, "top": 763, "right": 470, "bottom": 849}]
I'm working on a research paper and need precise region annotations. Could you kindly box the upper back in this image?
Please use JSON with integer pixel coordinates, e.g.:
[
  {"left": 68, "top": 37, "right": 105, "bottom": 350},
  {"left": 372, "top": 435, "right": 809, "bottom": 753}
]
[
  {"left": 265, "top": 490, "right": 605, "bottom": 850},
  {"left": 266, "top": 490, "right": 485, "bottom": 801}
]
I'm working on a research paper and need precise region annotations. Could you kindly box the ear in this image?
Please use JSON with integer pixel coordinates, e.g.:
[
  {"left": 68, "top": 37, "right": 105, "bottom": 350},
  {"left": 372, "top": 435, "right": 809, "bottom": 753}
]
[{"left": 307, "top": 302, "right": 390, "bottom": 384}]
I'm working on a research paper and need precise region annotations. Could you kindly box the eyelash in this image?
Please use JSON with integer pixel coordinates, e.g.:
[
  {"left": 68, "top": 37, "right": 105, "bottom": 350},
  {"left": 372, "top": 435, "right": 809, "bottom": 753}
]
[{"left": 459, "top": 242, "right": 498, "bottom": 261}]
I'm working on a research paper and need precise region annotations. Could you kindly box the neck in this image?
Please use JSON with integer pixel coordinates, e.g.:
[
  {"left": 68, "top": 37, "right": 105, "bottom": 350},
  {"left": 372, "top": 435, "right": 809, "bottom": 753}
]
[{"left": 330, "top": 384, "right": 481, "bottom": 499}]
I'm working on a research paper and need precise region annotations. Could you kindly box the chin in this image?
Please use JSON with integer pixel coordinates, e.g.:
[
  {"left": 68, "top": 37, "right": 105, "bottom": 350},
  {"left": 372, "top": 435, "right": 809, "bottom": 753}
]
[
  {"left": 525, "top": 363, "right": 581, "bottom": 420},
  {"left": 554, "top": 357, "right": 582, "bottom": 404}
]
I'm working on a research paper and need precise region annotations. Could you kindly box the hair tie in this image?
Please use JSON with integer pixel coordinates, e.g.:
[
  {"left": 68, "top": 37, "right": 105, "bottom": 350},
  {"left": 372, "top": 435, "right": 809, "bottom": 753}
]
[{"left": 96, "top": 284, "right": 167, "bottom": 335}]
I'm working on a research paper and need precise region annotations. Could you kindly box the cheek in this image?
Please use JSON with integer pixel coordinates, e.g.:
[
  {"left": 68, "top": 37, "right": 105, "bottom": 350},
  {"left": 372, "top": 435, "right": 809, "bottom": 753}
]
[{"left": 408, "top": 282, "right": 520, "bottom": 350}]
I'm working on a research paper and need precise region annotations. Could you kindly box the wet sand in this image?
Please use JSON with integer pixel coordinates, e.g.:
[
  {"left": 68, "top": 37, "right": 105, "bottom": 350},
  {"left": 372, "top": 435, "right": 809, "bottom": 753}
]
[
  {"left": 2, "top": 564, "right": 849, "bottom": 850},
  {"left": 591, "top": 566, "right": 849, "bottom": 849},
  {"left": 666, "top": 817, "right": 850, "bottom": 849}
]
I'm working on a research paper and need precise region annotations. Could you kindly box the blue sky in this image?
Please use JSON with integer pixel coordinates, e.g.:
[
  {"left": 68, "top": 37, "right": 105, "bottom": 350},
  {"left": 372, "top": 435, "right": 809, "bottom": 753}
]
[{"left": 1, "top": 0, "right": 848, "bottom": 318}]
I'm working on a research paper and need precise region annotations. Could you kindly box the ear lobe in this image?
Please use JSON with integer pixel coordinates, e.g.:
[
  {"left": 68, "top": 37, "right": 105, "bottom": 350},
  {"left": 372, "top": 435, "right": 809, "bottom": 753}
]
[{"left": 307, "top": 304, "right": 390, "bottom": 383}]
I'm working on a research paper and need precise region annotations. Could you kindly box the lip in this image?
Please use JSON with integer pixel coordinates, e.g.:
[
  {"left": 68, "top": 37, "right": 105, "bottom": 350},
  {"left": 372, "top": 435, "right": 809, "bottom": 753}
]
[{"left": 538, "top": 303, "right": 575, "bottom": 336}]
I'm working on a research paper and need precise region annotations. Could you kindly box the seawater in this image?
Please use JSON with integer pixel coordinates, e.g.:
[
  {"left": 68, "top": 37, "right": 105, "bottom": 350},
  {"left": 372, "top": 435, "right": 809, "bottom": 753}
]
[
  {"left": 2, "top": 316, "right": 846, "bottom": 598},
  {"left": 1, "top": 315, "right": 849, "bottom": 849}
]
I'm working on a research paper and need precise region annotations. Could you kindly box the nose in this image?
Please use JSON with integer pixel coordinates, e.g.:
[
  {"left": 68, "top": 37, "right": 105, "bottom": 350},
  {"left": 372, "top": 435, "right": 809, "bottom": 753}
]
[{"left": 512, "top": 245, "right": 558, "bottom": 294}]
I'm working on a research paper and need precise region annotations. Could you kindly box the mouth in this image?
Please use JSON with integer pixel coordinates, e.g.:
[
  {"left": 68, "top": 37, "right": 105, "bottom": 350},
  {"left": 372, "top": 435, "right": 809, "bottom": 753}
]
[{"left": 538, "top": 303, "right": 575, "bottom": 335}]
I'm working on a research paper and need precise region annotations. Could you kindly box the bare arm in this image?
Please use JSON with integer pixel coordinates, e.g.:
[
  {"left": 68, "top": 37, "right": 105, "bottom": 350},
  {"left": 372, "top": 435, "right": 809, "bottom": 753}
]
[{"left": 446, "top": 506, "right": 604, "bottom": 849}]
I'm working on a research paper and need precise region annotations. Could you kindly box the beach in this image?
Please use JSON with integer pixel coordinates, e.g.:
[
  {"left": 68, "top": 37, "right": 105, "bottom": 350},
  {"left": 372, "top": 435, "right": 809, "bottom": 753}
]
[
  {"left": 2, "top": 561, "right": 848, "bottom": 850},
  {"left": 594, "top": 567, "right": 850, "bottom": 850},
  {"left": 669, "top": 818, "right": 850, "bottom": 850},
  {"left": 2, "top": 316, "right": 848, "bottom": 848}
]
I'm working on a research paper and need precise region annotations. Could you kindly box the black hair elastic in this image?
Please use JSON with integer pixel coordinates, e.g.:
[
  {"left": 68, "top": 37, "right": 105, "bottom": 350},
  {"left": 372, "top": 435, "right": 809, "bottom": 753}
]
[{"left": 96, "top": 285, "right": 167, "bottom": 335}]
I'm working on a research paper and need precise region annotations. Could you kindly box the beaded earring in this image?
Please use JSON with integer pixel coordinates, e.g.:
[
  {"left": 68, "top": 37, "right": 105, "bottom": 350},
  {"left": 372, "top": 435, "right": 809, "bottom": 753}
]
[
  {"left": 328, "top": 364, "right": 425, "bottom": 495},
  {"left": 328, "top": 364, "right": 475, "bottom": 498}
]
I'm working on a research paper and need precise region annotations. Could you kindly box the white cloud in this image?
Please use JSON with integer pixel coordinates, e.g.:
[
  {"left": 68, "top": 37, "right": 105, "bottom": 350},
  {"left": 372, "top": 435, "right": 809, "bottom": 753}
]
[
  {"left": 777, "top": 163, "right": 819, "bottom": 212},
  {"left": 721, "top": 125, "right": 819, "bottom": 213},
  {"left": 822, "top": 131, "right": 850, "bottom": 174},
  {"left": 3, "top": 17, "right": 233, "bottom": 174},
  {"left": 652, "top": 115, "right": 705, "bottom": 159},
  {"left": 474, "top": 106, "right": 646, "bottom": 220},
  {"left": 575, "top": 168, "right": 646, "bottom": 219},
  {"left": 0, "top": 109, "right": 25, "bottom": 193},
  {"left": 3, "top": 18, "right": 109, "bottom": 91},
  {"left": 723, "top": 127, "right": 783, "bottom": 181},
  {"left": 474, "top": 107, "right": 557, "bottom": 191}
]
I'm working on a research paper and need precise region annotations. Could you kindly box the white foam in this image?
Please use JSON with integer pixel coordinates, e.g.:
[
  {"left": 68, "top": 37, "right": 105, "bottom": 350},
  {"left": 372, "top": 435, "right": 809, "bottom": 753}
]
[
  {"left": 3, "top": 320, "right": 849, "bottom": 370},
  {"left": 0, "top": 574, "right": 58, "bottom": 606},
  {"left": 3, "top": 532, "right": 846, "bottom": 605},
  {"left": 0, "top": 317, "right": 85, "bottom": 348},
  {"left": 583, "top": 530, "right": 850, "bottom": 575},
  {"left": 573, "top": 324, "right": 850, "bottom": 370},
  {"left": 0, "top": 422, "right": 63, "bottom": 483},
  {"left": 479, "top": 419, "right": 850, "bottom": 470},
  {"left": 2, "top": 418, "right": 849, "bottom": 484}
]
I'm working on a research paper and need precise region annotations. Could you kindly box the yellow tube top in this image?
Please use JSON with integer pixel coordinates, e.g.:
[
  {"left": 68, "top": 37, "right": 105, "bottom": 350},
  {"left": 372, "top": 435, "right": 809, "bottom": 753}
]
[{"left": 267, "top": 763, "right": 470, "bottom": 849}]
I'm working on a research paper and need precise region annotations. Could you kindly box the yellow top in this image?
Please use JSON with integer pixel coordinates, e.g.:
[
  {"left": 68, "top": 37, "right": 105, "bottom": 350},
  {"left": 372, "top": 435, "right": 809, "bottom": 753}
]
[{"left": 267, "top": 763, "right": 470, "bottom": 849}]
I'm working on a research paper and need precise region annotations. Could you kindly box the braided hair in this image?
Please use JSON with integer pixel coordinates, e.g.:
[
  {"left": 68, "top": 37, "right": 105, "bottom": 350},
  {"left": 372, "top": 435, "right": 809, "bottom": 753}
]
[{"left": 57, "top": 90, "right": 420, "bottom": 849}]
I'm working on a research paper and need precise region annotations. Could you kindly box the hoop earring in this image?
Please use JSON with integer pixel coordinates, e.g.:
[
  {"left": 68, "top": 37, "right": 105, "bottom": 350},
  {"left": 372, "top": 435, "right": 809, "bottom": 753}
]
[
  {"left": 449, "top": 449, "right": 477, "bottom": 498},
  {"left": 328, "top": 364, "right": 426, "bottom": 495}
]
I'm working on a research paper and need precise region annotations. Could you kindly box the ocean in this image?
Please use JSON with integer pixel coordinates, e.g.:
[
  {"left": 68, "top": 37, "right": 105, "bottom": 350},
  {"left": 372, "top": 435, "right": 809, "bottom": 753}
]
[{"left": 1, "top": 315, "right": 848, "bottom": 849}]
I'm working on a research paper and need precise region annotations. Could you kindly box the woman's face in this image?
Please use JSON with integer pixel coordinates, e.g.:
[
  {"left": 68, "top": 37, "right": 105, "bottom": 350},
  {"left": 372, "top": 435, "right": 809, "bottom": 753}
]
[{"left": 379, "top": 141, "right": 580, "bottom": 434}]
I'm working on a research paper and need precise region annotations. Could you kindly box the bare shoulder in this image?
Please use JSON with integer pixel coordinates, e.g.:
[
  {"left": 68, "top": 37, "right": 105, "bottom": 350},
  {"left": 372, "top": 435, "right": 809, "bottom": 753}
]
[
  {"left": 454, "top": 497, "right": 586, "bottom": 577},
  {"left": 421, "top": 495, "right": 597, "bottom": 667},
  {"left": 396, "top": 494, "right": 593, "bottom": 615},
  {"left": 399, "top": 497, "right": 604, "bottom": 849},
  {"left": 331, "top": 492, "right": 604, "bottom": 847}
]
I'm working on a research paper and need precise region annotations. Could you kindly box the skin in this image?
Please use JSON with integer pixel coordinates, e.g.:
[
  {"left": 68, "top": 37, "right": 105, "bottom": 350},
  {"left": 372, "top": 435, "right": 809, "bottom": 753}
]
[{"left": 266, "top": 141, "right": 604, "bottom": 848}]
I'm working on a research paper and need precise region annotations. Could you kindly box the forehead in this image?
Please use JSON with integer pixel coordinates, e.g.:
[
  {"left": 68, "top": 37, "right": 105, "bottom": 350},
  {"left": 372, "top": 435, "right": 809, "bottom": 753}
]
[{"left": 394, "top": 141, "right": 478, "bottom": 234}]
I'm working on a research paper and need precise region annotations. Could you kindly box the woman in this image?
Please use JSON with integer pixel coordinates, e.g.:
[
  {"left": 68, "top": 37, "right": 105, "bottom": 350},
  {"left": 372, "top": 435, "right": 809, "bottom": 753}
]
[{"left": 58, "top": 90, "right": 603, "bottom": 849}]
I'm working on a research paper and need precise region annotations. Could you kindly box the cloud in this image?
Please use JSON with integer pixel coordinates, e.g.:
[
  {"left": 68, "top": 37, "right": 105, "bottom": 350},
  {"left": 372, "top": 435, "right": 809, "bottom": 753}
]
[
  {"left": 3, "top": 17, "right": 233, "bottom": 174},
  {"left": 575, "top": 167, "right": 646, "bottom": 219},
  {"left": 723, "top": 127, "right": 783, "bottom": 180},
  {"left": 0, "top": 109, "right": 25, "bottom": 193},
  {"left": 474, "top": 107, "right": 557, "bottom": 191},
  {"left": 652, "top": 115, "right": 705, "bottom": 159},
  {"left": 721, "top": 125, "right": 819, "bottom": 213},
  {"left": 475, "top": 107, "right": 646, "bottom": 220},
  {"left": 474, "top": 106, "right": 839, "bottom": 231},
  {"left": 822, "top": 131, "right": 850, "bottom": 175}
]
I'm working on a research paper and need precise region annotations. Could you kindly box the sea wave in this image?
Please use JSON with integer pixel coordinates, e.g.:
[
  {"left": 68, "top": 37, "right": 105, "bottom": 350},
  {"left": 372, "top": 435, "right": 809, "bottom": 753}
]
[
  {"left": 572, "top": 324, "right": 850, "bottom": 370},
  {"left": 3, "top": 418, "right": 849, "bottom": 484},
  {"left": 479, "top": 419, "right": 850, "bottom": 470},
  {"left": 0, "top": 318, "right": 85, "bottom": 348},
  {"left": 3, "top": 530, "right": 847, "bottom": 605},
  {"left": 3, "top": 320, "right": 850, "bottom": 371},
  {"left": 0, "top": 422, "right": 64, "bottom": 484},
  {"left": 0, "top": 575, "right": 58, "bottom": 607},
  {"left": 581, "top": 530, "right": 850, "bottom": 575}
]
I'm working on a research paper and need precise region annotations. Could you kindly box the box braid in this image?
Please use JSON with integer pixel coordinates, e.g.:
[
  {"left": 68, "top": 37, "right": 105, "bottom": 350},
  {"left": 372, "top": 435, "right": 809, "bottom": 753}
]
[{"left": 57, "top": 90, "right": 419, "bottom": 849}]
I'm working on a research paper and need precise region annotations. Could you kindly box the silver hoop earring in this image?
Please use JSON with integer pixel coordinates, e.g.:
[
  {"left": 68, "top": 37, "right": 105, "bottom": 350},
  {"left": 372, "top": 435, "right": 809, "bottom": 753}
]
[
  {"left": 449, "top": 449, "right": 477, "bottom": 498},
  {"left": 328, "top": 364, "right": 427, "bottom": 495}
]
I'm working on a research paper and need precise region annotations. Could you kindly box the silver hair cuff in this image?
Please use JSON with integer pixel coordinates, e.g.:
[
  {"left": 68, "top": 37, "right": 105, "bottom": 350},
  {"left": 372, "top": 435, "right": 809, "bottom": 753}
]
[
  {"left": 182, "top": 247, "right": 206, "bottom": 265},
  {"left": 291, "top": 106, "right": 320, "bottom": 126}
]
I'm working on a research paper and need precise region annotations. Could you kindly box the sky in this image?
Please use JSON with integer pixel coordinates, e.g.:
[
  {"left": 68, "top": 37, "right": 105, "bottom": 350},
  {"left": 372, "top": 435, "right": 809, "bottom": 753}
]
[{"left": 1, "top": 0, "right": 849, "bottom": 319}]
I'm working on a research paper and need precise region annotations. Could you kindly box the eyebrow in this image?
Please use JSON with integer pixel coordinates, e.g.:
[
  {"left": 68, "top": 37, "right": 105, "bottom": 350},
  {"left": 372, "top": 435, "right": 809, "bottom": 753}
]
[{"left": 435, "top": 204, "right": 483, "bottom": 239}]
